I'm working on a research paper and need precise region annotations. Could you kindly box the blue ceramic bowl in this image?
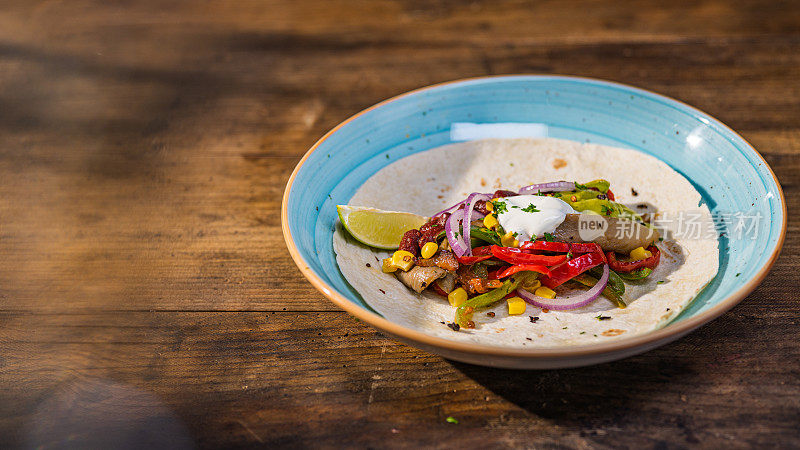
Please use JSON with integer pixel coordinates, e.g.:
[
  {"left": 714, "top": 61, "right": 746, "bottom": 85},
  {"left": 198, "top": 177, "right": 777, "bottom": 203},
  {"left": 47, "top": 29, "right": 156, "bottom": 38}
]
[{"left": 282, "top": 76, "right": 785, "bottom": 369}]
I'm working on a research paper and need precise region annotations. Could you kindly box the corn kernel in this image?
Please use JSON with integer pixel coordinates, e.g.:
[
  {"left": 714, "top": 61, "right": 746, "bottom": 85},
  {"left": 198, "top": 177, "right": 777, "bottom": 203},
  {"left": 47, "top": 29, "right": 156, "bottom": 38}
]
[
  {"left": 534, "top": 286, "right": 557, "bottom": 299},
  {"left": 485, "top": 201, "right": 494, "bottom": 212},
  {"left": 500, "top": 231, "right": 517, "bottom": 247},
  {"left": 448, "top": 288, "right": 468, "bottom": 307},
  {"left": 391, "top": 250, "right": 415, "bottom": 271},
  {"left": 507, "top": 297, "right": 526, "bottom": 315},
  {"left": 522, "top": 279, "right": 541, "bottom": 291},
  {"left": 420, "top": 242, "right": 438, "bottom": 259},
  {"left": 630, "top": 246, "right": 652, "bottom": 261},
  {"left": 483, "top": 214, "right": 499, "bottom": 229},
  {"left": 381, "top": 258, "right": 397, "bottom": 273}
]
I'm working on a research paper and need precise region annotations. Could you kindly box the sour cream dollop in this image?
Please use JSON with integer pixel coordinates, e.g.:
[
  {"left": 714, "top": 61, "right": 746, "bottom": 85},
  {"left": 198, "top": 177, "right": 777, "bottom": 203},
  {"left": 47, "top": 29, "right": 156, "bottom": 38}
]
[{"left": 494, "top": 195, "right": 578, "bottom": 243}]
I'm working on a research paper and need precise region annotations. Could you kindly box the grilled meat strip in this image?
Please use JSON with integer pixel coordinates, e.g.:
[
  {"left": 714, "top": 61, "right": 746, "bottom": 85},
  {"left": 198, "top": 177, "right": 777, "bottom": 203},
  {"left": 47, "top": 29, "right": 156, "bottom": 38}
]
[
  {"left": 414, "top": 250, "right": 459, "bottom": 271},
  {"left": 396, "top": 266, "right": 447, "bottom": 293},
  {"left": 552, "top": 214, "right": 659, "bottom": 254}
]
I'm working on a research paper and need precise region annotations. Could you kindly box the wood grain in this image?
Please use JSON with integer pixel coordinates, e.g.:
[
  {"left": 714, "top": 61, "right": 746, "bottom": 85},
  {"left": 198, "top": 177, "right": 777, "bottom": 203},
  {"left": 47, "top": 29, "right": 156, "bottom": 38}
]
[
  {"left": 2, "top": 309, "right": 799, "bottom": 448},
  {"left": 0, "top": 0, "right": 798, "bottom": 447}
]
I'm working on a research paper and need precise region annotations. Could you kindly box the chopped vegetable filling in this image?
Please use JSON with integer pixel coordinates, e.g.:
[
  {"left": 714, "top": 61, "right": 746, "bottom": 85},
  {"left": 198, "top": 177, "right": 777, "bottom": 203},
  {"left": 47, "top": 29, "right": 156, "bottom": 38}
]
[{"left": 382, "top": 180, "right": 661, "bottom": 331}]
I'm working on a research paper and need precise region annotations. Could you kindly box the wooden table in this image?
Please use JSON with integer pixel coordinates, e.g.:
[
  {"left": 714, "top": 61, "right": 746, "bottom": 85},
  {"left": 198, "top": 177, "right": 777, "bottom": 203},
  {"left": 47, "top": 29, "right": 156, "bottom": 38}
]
[{"left": 1, "top": 1, "right": 798, "bottom": 447}]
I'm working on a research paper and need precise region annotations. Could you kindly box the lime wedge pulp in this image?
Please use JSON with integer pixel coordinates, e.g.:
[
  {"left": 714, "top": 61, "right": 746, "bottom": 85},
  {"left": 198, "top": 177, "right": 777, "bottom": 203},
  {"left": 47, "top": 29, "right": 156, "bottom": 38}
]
[{"left": 337, "top": 205, "right": 427, "bottom": 250}]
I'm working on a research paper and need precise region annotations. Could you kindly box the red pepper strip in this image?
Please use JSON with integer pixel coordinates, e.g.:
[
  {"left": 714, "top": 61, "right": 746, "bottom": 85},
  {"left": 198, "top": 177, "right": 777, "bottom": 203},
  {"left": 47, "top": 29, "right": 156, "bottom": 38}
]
[
  {"left": 472, "top": 246, "right": 493, "bottom": 256},
  {"left": 606, "top": 245, "right": 660, "bottom": 273},
  {"left": 520, "top": 241, "right": 571, "bottom": 253},
  {"left": 495, "top": 264, "right": 551, "bottom": 279},
  {"left": 539, "top": 252, "right": 605, "bottom": 289},
  {"left": 456, "top": 254, "right": 494, "bottom": 265},
  {"left": 487, "top": 268, "right": 505, "bottom": 280},
  {"left": 568, "top": 243, "right": 601, "bottom": 254},
  {"left": 519, "top": 241, "right": 606, "bottom": 263},
  {"left": 490, "top": 246, "right": 567, "bottom": 266},
  {"left": 568, "top": 243, "right": 608, "bottom": 263},
  {"left": 504, "top": 289, "right": 519, "bottom": 299},
  {"left": 455, "top": 245, "right": 494, "bottom": 264},
  {"left": 520, "top": 241, "right": 601, "bottom": 255}
]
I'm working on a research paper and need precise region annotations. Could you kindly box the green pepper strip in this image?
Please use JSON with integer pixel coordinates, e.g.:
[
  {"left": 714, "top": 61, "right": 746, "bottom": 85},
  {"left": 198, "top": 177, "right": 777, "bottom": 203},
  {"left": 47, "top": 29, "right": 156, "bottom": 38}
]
[
  {"left": 582, "top": 179, "right": 611, "bottom": 193},
  {"left": 573, "top": 274, "right": 627, "bottom": 309},
  {"left": 589, "top": 266, "right": 625, "bottom": 296},
  {"left": 454, "top": 272, "right": 536, "bottom": 329},
  {"left": 469, "top": 226, "right": 501, "bottom": 245},
  {"left": 616, "top": 267, "right": 654, "bottom": 281}
]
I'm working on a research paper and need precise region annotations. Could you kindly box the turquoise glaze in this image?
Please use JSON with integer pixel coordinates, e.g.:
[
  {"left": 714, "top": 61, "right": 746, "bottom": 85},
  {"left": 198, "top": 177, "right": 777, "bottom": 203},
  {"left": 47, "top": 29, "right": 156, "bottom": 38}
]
[{"left": 285, "top": 76, "right": 783, "bottom": 331}]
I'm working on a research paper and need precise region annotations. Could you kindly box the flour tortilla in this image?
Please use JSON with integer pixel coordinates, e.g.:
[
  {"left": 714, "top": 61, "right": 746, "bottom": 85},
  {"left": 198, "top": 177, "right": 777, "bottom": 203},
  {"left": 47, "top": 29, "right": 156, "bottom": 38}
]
[{"left": 333, "top": 138, "right": 718, "bottom": 348}]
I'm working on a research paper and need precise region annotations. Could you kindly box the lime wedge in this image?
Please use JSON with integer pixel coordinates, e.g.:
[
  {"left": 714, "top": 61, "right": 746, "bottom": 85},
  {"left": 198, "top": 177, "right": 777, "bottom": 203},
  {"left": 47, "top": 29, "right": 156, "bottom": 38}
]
[{"left": 337, "top": 205, "right": 427, "bottom": 250}]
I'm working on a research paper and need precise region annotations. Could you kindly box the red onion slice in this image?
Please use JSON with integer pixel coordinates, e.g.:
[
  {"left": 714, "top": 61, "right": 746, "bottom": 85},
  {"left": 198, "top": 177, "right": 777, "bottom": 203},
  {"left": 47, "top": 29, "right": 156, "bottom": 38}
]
[
  {"left": 433, "top": 190, "right": 491, "bottom": 218},
  {"left": 445, "top": 208, "right": 469, "bottom": 257},
  {"left": 462, "top": 193, "right": 491, "bottom": 256},
  {"left": 518, "top": 181, "right": 575, "bottom": 195},
  {"left": 518, "top": 264, "right": 609, "bottom": 310}
]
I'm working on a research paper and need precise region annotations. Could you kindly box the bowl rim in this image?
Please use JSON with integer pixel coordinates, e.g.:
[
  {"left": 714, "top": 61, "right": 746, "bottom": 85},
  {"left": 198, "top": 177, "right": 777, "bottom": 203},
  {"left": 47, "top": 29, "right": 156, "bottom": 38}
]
[{"left": 281, "top": 74, "right": 786, "bottom": 359}]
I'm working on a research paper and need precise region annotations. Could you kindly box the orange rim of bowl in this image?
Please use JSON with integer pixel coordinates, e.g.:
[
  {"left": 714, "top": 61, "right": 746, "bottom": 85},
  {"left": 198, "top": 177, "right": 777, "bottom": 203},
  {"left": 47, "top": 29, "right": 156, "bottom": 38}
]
[{"left": 281, "top": 75, "right": 787, "bottom": 359}]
